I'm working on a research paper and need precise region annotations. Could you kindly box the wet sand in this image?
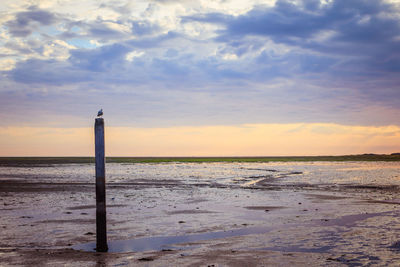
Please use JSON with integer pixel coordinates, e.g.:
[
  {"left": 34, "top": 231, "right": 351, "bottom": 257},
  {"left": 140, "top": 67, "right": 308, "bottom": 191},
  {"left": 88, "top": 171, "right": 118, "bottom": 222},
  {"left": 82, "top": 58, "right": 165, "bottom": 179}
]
[{"left": 1, "top": 162, "right": 400, "bottom": 266}]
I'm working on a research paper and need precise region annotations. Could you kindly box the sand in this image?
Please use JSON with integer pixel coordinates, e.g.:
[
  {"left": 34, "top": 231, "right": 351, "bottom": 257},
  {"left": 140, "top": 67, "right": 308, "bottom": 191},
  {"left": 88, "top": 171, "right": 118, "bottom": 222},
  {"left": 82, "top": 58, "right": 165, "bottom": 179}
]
[{"left": 1, "top": 162, "right": 400, "bottom": 266}]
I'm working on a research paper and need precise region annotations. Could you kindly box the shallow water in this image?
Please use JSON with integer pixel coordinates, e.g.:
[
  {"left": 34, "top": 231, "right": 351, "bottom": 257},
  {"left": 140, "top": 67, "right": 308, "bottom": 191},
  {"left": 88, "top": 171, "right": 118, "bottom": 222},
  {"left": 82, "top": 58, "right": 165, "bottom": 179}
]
[
  {"left": 1, "top": 161, "right": 400, "bottom": 265},
  {"left": 1, "top": 161, "right": 399, "bottom": 187},
  {"left": 73, "top": 225, "right": 277, "bottom": 252},
  {"left": 73, "top": 209, "right": 396, "bottom": 253}
]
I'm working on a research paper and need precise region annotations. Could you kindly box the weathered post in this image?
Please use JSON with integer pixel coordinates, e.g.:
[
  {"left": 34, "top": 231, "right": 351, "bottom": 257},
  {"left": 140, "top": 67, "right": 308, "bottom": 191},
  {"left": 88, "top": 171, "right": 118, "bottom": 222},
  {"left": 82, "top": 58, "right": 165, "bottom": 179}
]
[{"left": 95, "top": 118, "right": 108, "bottom": 252}]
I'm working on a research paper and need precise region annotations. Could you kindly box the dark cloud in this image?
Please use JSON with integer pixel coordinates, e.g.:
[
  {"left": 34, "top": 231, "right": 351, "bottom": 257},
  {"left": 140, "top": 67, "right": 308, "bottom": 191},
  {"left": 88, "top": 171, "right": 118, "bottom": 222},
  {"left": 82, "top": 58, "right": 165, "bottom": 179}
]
[
  {"left": 7, "top": 43, "right": 132, "bottom": 85},
  {"left": 254, "top": 50, "right": 338, "bottom": 78},
  {"left": 187, "top": 0, "right": 400, "bottom": 75},
  {"left": 224, "top": 4, "right": 324, "bottom": 39},
  {"left": 4, "top": 41, "right": 33, "bottom": 54},
  {"left": 61, "top": 19, "right": 166, "bottom": 44},
  {"left": 89, "top": 25, "right": 124, "bottom": 38},
  {"left": 68, "top": 43, "right": 131, "bottom": 72},
  {"left": 2, "top": 72, "right": 400, "bottom": 128},
  {"left": 8, "top": 59, "right": 91, "bottom": 85},
  {"left": 2, "top": 0, "right": 400, "bottom": 128},
  {"left": 220, "top": 0, "right": 397, "bottom": 43},
  {"left": 6, "top": 6, "right": 57, "bottom": 37},
  {"left": 59, "top": 20, "right": 131, "bottom": 43}
]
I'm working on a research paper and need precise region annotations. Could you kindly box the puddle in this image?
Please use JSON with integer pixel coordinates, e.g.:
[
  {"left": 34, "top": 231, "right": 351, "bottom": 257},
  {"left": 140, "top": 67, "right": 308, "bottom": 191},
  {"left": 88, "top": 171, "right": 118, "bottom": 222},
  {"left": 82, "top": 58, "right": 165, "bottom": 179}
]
[
  {"left": 73, "top": 226, "right": 274, "bottom": 253},
  {"left": 257, "top": 245, "right": 334, "bottom": 253},
  {"left": 313, "top": 210, "right": 393, "bottom": 227},
  {"left": 3, "top": 161, "right": 400, "bottom": 265},
  {"left": 71, "top": 209, "right": 400, "bottom": 254}
]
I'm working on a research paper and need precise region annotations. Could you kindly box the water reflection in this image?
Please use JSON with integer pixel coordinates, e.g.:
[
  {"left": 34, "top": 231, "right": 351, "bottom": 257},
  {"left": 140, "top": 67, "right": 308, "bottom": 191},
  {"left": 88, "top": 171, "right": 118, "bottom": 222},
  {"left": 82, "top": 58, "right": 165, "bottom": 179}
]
[
  {"left": 2, "top": 161, "right": 400, "bottom": 265},
  {"left": 73, "top": 225, "right": 275, "bottom": 253}
]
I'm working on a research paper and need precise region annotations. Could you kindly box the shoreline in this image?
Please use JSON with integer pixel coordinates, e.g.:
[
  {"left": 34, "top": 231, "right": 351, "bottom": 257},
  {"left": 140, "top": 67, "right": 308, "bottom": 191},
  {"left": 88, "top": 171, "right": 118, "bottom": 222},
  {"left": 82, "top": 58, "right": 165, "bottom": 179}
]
[{"left": 1, "top": 154, "right": 400, "bottom": 165}]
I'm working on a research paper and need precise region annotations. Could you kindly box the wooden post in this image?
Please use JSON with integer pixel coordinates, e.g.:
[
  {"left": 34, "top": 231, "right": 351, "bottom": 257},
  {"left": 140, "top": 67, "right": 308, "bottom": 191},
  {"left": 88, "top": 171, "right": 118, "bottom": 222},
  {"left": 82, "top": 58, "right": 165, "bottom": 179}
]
[{"left": 95, "top": 118, "right": 108, "bottom": 252}]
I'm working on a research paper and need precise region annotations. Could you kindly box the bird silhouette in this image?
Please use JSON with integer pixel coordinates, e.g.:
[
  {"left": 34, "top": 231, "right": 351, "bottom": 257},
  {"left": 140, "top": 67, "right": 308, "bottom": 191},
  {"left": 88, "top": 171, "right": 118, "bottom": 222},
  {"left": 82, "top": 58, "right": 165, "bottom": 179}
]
[{"left": 97, "top": 109, "right": 103, "bottom": 117}]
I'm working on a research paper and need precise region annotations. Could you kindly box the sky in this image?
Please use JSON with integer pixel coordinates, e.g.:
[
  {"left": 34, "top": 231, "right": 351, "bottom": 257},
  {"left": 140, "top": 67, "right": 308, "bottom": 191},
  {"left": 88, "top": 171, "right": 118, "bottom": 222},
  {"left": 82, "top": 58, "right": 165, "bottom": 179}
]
[{"left": 0, "top": 0, "right": 400, "bottom": 156}]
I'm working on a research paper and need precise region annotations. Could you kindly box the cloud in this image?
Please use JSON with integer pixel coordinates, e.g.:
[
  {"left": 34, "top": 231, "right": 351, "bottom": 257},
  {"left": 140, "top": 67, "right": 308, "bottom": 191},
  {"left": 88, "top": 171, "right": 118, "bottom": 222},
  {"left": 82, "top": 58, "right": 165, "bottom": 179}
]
[
  {"left": 180, "top": 0, "right": 400, "bottom": 107},
  {"left": 0, "top": 0, "right": 400, "bottom": 131},
  {"left": 182, "top": 13, "right": 231, "bottom": 25},
  {"left": 68, "top": 43, "right": 131, "bottom": 72},
  {"left": 8, "top": 58, "right": 91, "bottom": 84},
  {"left": 131, "top": 20, "right": 161, "bottom": 36},
  {"left": 126, "top": 31, "right": 180, "bottom": 48},
  {"left": 99, "top": 1, "right": 135, "bottom": 16},
  {"left": 6, "top": 6, "right": 57, "bottom": 37},
  {"left": 217, "top": 0, "right": 398, "bottom": 43},
  {"left": 89, "top": 23, "right": 127, "bottom": 39},
  {"left": 189, "top": 0, "right": 400, "bottom": 74}
]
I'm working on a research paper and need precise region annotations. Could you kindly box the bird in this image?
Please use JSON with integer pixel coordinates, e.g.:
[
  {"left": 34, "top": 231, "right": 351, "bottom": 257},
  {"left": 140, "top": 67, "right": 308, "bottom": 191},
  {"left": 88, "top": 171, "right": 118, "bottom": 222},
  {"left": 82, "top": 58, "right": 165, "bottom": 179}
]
[{"left": 97, "top": 109, "right": 103, "bottom": 117}]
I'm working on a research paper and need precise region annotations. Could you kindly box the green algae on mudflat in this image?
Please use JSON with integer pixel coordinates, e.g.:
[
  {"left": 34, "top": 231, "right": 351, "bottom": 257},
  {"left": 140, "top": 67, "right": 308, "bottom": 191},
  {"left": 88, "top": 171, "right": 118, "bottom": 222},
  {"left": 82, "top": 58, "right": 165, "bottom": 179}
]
[{"left": 1, "top": 154, "right": 400, "bottom": 165}]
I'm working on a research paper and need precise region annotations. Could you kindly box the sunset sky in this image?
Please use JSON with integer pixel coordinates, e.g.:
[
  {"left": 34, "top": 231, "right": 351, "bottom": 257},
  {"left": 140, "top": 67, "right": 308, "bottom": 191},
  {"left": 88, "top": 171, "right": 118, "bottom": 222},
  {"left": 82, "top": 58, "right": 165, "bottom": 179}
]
[{"left": 1, "top": 0, "right": 400, "bottom": 156}]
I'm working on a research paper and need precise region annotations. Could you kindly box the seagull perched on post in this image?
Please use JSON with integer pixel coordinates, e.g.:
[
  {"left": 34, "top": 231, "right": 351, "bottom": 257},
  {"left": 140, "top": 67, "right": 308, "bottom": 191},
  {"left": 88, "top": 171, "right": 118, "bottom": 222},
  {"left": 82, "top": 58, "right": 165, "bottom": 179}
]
[{"left": 97, "top": 109, "right": 103, "bottom": 117}]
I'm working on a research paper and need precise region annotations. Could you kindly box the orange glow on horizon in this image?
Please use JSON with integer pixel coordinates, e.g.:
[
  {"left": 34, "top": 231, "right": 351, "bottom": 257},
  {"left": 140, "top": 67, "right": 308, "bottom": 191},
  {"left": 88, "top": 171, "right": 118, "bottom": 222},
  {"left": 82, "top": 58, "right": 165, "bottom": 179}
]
[{"left": 0, "top": 123, "right": 400, "bottom": 156}]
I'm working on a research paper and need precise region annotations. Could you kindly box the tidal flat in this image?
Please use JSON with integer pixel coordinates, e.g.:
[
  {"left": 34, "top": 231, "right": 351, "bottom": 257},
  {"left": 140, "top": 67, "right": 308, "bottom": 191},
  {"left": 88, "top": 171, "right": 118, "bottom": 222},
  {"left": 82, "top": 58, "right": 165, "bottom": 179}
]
[{"left": 1, "top": 160, "right": 400, "bottom": 266}]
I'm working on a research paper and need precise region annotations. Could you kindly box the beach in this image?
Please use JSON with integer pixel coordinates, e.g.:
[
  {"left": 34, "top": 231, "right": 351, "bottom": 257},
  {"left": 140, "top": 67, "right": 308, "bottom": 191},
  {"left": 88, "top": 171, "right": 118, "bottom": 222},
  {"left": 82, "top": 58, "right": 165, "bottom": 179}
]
[
  {"left": 1, "top": 160, "right": 400, "bottom": 266},
  {"left": 2, "top": 0, "right": 400, "bottom": 265}
]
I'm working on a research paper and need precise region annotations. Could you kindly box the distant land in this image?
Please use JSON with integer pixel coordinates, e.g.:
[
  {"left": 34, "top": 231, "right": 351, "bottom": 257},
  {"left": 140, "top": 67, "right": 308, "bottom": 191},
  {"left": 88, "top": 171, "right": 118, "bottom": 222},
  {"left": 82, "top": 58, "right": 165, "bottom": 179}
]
[{"left": 1, "top": 154, "right": 400, "bottom": 166}]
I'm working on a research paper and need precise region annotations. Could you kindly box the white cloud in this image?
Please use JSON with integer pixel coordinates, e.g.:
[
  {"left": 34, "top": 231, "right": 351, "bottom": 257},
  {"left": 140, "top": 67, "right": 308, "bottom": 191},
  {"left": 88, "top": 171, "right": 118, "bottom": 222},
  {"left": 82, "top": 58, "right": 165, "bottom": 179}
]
[
  {"left": 125, "top": 50, "right": 145, "bottom": 61},
  {"left": 0, "top": 0, "right": 399, "bottom": 130},
  {"left": 181, "top": 20, "right": 221, "bottom": 39},
  {"left": 103, "top": 21, "right": 131, "bottom": 33},
  {"left": 0, "top": 58, "right": 15, "bottom": 70},
  {"left": 222, "top": 53, "right": 238, "bottom": 60},
  {"left": 42, "top": 39, "right": 75, "bottom": 60},
  {"left": 198, "top": 0, "right": 276, "bottom": 15}
]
